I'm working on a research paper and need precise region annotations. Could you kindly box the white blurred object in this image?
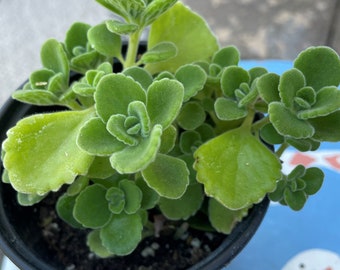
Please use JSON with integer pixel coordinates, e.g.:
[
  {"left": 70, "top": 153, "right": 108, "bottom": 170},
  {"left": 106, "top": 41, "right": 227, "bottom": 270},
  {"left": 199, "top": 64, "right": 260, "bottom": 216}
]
[
  {"left": 1, "top": 257, "right": 20, "bottom": 270},
  {"left": 282, "top": 249, "right": 340, "bottom": 270}
]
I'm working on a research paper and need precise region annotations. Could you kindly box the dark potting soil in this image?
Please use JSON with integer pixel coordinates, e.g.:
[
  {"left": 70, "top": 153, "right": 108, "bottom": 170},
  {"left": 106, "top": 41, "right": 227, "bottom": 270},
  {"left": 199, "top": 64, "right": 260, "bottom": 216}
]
[{"left": 38, "top": 193, "right": 225, "bottom": 270}]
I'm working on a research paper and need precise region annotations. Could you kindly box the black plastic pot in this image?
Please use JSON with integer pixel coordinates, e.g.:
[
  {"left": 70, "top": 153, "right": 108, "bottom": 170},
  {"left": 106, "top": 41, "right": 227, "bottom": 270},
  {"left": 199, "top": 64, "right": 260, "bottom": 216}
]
[{"left": 0, "top": 98, "right": 269, "bottom": 269}]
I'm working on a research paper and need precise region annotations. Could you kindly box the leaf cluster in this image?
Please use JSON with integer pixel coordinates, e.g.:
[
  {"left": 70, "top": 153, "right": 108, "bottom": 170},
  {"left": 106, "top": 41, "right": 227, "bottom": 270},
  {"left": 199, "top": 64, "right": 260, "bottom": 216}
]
[{"left": 1, "top": 0, "right": 340, "bottom": 258}]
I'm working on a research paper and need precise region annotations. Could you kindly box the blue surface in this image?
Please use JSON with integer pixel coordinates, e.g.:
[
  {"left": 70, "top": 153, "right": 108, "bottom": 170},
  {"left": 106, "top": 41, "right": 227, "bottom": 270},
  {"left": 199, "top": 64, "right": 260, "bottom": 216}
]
[{"left": 225, "top": 61, "right": 340, "bottom": 269}]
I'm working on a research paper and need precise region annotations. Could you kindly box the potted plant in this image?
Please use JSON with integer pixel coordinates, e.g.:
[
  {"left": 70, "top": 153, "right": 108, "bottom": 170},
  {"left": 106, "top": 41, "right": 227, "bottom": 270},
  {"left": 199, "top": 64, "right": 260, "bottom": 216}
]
[{"left": 1, "top": 0, "right": 340, "bottom": 269}]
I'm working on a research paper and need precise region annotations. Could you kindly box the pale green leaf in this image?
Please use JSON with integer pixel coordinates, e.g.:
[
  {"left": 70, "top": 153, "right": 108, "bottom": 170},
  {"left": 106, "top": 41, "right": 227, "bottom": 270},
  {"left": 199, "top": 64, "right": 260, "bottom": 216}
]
[
  {"left": 214, "top": 97, "right": 247, "bottom": 121},
  {"left": 105, "top": 19, "right": 139, "bottom": 35},
  {"left": 3, "top": 109, "right": 95, "bottom": 195},
  {"left": 87, "top": 230, "right": 113, "bottom": 258},
  {"left": 177, "top": 102, "right": 206, "bottom": 130},
  {"left": 279, "top": 68, "right": 305, "bottom": 108},
  {"left": 146, "top": 2, "right": 219, "bottom": 74},
  {"left": 142, "top": 153, "right": 189, "bottom": 199},
  {"left": 212, "top": 46, "right": 240, "bottom": 68},
  {"left": 194, "top": 127, "right": 281, "bottom": 210},
  {"left": 221, "top": 66, "right": 250, "bottom": 98},
  {"left": 146, "top": 79, "right": 184, "bottom": 129},
  {"left": 141, "top": 42, "right": 177, "bottom": 64},
  {"left": 110, "top": 124, "right": 162, "bottom": 174}
]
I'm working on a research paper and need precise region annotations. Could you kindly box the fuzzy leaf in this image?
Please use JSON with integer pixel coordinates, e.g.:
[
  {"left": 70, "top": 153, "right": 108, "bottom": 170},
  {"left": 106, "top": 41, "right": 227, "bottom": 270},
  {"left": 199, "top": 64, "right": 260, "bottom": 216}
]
[
  {"left": 74, "top": 184, "right": 111, "bottom": 228},
  {"left": 256, "top": 73, "right": 280, "bottom": 103},
  {"left": 77, "top": 117, "right": 125, "bottom": 156},
  {"left": 279, "top": 68, "right": 306, "bottom": 108},
  {"left": 135, "top": 177, "right": 160, "bottom": 210},
  {"left": 110, "top": 124, "right": 162, "bottom": 174},
  {"left": 142, "top": 0, "right": 178, "bottom": 25},
  {"left": 100, "top": 213, "right": 143, "bottom": 256},
  {"left": 56, "top": 194, "right": 83, "bottom": 228},
  {"left": 146, "top": 79, "right": 184, "bottom": 129},
  {"left": 177, "top": 102, "right": 206, "bottom": 130},
  {"left": 179, "top": 131, "right": 202, "bottom": 154},
  {"left": 159, "top": 183, "right": 204, "bottom": 220},
  {"left": 303, "top": 167, "right": 324, "bottom": 195},
  {"left": 209, "top": 198, "right": 249, "bottom": 234},
  {"left": 159, "top": 125, "right": 177, "bottom": 154},
  {"left": 309, "top": 111, "right": 340, "bottom": 141},
  {"left": 95, "top": 74, "right": 146, "bottom": 122},
  {"left": 298, "top": 86, "right": 340, "bottom": 119},
  {"left": 65, "top": 22, "right": 90, "bottom": 55},
  {"left": 214, "top": 97, "right": 247, "bottom": 121},
  {"left": 3, "top": 109, "right": 95, "bottom": 195},
  {"left": 284, "top": 189, "right": 307, "bottom": 211},
  {"left": 141, "top": 42, "right": 177, "bottom": 63},
  {"left": 294, "top": 46, "right": 340, "bottom": 91},
  {"left": 29, "top": 69, "right": 55, "bottom": 89},
  {"left": 66, "top": 176, "right": 89, "bottom": 196},
  {"left": 146, "top": 2, "right": 219, "bottom": 74},
  {"left": 106, "top": 187, "right": 125, "bottom": 214},
  {"left": 260, "top": 123, "right": 284, "bottom": 145},
  {"left": 87, "top": 230, "right": 113, "bottom": 258},
  {"left": 119, "top": 179, "right": 142, "bottom": 214},
  {"left": 194, "top": 127, "right": 281, "bottom": 210},
  {"left": 71, "top": 50, "right": 107, "bottom": 74},
  {"left": 105, "top": 19, "right": 139, "bottom": 35},
  {"left": 175, "top": 64, "right": 207, "bottom": 102},
  {"left": 142, "top": 153, "right": 189, "bottom": 199},
  {"left": 41, "top": 39, "right": 69, "bottom": 80},
  {"left": 12, "top": 90, "right": 60, "bottom": 106},
  {"left": 286, "top": 137, "right": 320, "bottom": 152},
  {"left": 212, "top": 46, "right": 240, "bottom": 68},
  {"left": 268, "top": 102, "right": 314, "bottom": 138},
  {"left": 107, "top": 114, "right": 139, "bottom": 146},
  {"left": 123, "top": 67, "right": 153, "bottom": 90},
  {"left": 88, "top": 23, "right": 122, "bottom": 57},
  {"left": 221, "top": 66, "right": 250, "bottom": 98},
  {"left": 17, "top": 192, "right": 47, "bottom": 206}
]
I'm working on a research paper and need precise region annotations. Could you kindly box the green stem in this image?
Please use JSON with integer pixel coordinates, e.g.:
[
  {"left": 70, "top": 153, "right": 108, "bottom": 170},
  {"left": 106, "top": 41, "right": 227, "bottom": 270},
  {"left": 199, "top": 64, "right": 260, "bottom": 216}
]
[
  {"left": 251, "top": 115, "right": 270, "bottom": 133},
  {"left": 276, "top": 142, "right": 289, "bottom": 158},
  {"left": 241, "top": 109, "right": 256, "bottom": 131},
  {"left": 124, "top": 30, "right": 143, "bottom": 68}
]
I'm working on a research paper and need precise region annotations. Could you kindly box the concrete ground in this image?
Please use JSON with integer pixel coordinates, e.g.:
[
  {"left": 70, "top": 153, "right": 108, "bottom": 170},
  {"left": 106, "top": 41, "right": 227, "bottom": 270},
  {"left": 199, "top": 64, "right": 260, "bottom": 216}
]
[{"left": 0, "top": 0, "right": 340, "bottom": 267}]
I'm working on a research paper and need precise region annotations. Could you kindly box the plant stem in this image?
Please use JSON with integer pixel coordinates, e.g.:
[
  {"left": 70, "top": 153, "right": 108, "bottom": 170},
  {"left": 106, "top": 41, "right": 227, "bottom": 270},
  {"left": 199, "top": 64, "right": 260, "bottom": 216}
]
[
  {"left": 124, "top": 30, "right": 142, "bottom": 68},
  {"left": 276, "top": 142, "right": 289, "bottom": 158},
  {"left": 241, "top": 108, "right": 256, "bottom": 131},
  {"left": 251, "top": 115, "right": 270, "bottom": 133}
]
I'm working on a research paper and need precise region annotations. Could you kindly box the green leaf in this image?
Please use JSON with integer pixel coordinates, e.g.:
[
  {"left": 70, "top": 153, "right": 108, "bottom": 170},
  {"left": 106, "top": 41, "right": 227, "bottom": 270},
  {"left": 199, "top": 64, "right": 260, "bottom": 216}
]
[
  {"left": 110, "top": 124, "right": 162, "bottom": 174},
  {"left": 106, "top": 114, "right": 139, "bottom": 146},
  {"left": 146, "top": 79, "right": 184, "bottom": 129},
  {"left": 257, "top": 73, "right": 280, "bottom": 103},
  {"left": 209, "top": 198, "right": 249, "bottom": 234},
  {"left": 105, "top": 19, "right": 139, "bottom": 35},
  {"left": 87, "top": 230, "right": 113, "bottom": 258},
  {"left": 303, "top": 167, "right": 324, "bottom": 195},
  {"left": 29, "top": 69, "right": 55, "bottom": 89},
  {"left": 260, "top": 123, "right": 284, "bottom": 145},
  {"left": 214, "top": 97, "right": 247, "bottom": 121},
  {"left": 221, "top": 66, "right": 250, "bottom": 98},
  {"left": 119, "top": 179, "right": 142, "bottom": 214},
  {"left": 100, "top": 212, "right": 143, "bottom": 256},
  {"left": 3, "top": 109, "right": 95, "bottom": 195},
  {"left": 298, "top": 86, "right": 340, "bottom": 119},
  {"left": 286, "top": 137, "right": 320, "bottom": 152},
  {"left": 135, "top": 177, "right": 160, "bottom": 210},
  {"left": 146, "top": 2, "right": 219, "bottom": 74},
  {"left": 88, "top": 23, "right": 122, "bottom": 57},
  {"left": 95, "top": 74, "right": 146, "bottom": 122},
  {"left": 123, "top": 66, "right": 153, "bottom": 90},
  {"left": 66, "top": 176, "right": 89, "bottom": 196},
  {"left": 177, "top": 102, "right": 206, "bottom": 130},
  {"left": 309, "top": 111, "right": 340, "bottom": 141},
  {"left": 194, "top": 127, "right": 281, "bottom": 210},
  {"left": 12, "top": 90, "right": 60, "bottom": 106},
  {"left": 279, "top": 68, "right": 305, "bottom": 108},
  {"left": 105, "top": 187, "right": 125, "bottom": 214},
  {"left": 86, "top": 156, "right": 116, "bottom": 179},
  {"left": 159, "top": 183, "right": 204, "bottom": 220},
  {"left": 56, "top": 194, "right": 83, "bottom": 228},
  {"left": 268, "top": 102, "right": 315, "bottom": 138},
  {"left": 294, "top": 46, "right": 340, "bottom": 91},
  {"left": 212, "top": 46, "right": 240, "bottom": 68},
  {"left": 142, "top": 153, "right": 189, "bottom": 199},
  {"left": 40, "top": 39, "right": 69, "bottom": 81},
  {"left": 71, "top": 51, "right": 107, "bottom": 74},
  {"left": 141, "top": 42, "right": 177, "bottom": 64},
  {"left": 248, "top": 67, "right": 268, "bottom": 83},
  {"left": 74, "top": 184, "right": 111, "bottom": 228},
  {"left": 179, "top": 131, "right": 201, "bottom": 154},
  {"left": 65, "top": 22, "right": 91, "bottom": 56},
  {"left": 159, "top": 125, "right": 177, "bottom": 154},
  {"left": 284, "top": 189, "right": 307, "bottom": 211},
  {"left": 175, "top": 64, "right": 207, "bottom": 102},
  {"left": 142, "top": 0, "right": 178, "bottom": 25},
  {"left": 77, "top": 117, "right": 125, "bottom": 156},
  {"left": 17, "top": 192, "right": 47, "bottom": 206}
]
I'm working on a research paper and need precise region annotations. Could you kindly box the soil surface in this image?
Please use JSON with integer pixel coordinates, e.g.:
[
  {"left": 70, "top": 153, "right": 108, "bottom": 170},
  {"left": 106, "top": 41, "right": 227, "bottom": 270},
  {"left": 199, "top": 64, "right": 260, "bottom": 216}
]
[{"left": 38, "top": 193, "right": 225, "bottom": 270}]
